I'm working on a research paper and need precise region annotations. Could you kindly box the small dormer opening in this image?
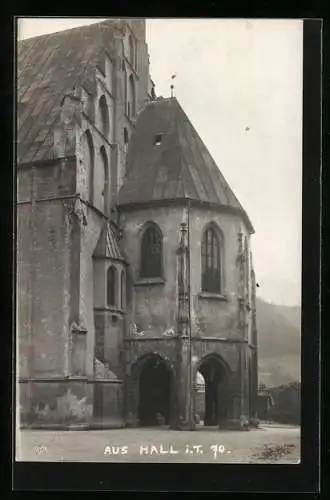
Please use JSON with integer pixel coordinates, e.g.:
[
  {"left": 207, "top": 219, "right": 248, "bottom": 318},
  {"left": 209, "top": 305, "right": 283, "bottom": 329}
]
[{"left": 154, "top": 134, "right": 162, "bottom": 146}]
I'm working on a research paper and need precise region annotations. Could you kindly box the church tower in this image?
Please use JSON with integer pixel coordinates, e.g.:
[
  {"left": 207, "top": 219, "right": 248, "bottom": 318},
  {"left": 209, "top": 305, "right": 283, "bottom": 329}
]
[{"left": 17, "top": 19, "right": 153, "bottom": 428}]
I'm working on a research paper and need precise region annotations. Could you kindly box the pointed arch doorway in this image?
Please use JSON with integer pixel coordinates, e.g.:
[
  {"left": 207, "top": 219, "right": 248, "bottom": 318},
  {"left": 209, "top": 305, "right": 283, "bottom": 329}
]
[
  {"left": 196, "top": 354, "right": 231, "bottom": 427},
  {"left": 137, "top": 354, "right": 173, "bottom": 427}
]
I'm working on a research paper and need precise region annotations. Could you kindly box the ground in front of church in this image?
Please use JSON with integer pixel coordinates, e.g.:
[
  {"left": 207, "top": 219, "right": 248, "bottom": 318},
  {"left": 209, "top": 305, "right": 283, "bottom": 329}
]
[{"left": 16, "top": 423, "right": 300, "bottom": 463}]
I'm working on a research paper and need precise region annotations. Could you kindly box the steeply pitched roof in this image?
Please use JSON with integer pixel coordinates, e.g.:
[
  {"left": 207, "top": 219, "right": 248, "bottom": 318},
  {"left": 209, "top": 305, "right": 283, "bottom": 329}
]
[
  {"left": 17, "top": 20, "right": 117, "bottom": 164},
  {"left": 118, "top": 97, "right": 254, "bottom": 233},
  {"left": 93, "top": 221, "right": 126, "bottom": 262}
]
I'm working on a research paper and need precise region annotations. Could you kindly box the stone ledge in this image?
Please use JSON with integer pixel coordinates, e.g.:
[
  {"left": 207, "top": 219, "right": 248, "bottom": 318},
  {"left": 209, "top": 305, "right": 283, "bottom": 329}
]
[
  {"left": 19, "top": 421, "right": 125, "bottom": 431},
  {"left": 134, "top": 277, "right": 165, "bottom": 286},
  {"left": 93, "top": 306, "right": 125, "bottom": 315},
  {"left": 123, "top": 336, "right": 178, "bottom": 342},
  {"left": 89, "top": 420, "right": 125, "bottom": 430},
  {"left": 192, "top": 337, "right": 248, "bottom": 343},
  {"left": 198, "top": 292, "right": 227, "bottom": 301},
  {"left": 18, "top": 377, "right": 89, "bottom": 383},
  {"left": 19, "top": 423, "right": 90, "bottom": 431},
  {"left": 18, "top": 377, "right": 124, "bottom": 384}
]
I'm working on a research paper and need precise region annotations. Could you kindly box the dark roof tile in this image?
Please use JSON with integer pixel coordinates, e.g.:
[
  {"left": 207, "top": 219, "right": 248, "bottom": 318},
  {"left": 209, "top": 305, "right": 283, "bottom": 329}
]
[{"left": 17, "top": 20, "right": 117, "bottom": 164}]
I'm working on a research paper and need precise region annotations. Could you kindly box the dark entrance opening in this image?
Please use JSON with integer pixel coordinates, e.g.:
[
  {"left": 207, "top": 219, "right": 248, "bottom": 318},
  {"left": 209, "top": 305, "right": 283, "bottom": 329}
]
[
  {"left": 138, "top": 355, "right": 171, "bottom": 426},
  {"left": 198, "top": 356, "right": 229, "bottom": 426}
]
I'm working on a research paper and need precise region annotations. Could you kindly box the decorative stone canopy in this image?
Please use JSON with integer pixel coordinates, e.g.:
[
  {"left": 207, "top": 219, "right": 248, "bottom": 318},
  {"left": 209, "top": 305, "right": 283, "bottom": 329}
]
[{"left": 93, "top": 221, "right": 126, "bottom": 262}]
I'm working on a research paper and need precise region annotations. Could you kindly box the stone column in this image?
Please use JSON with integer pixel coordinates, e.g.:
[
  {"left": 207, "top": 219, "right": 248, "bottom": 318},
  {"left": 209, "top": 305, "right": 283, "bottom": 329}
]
[
  {"left": 112, "top": 33, "right": 124, "bottom": 201},
  {"left": 236, "top": 232, "right": 245, "bottom": 423},
  {"left": 25, "top": 162, "right": 38, "bottom": 418},
  {"left": 124, "top": 347, "right": 139, "bottom": 428},
  {"left": 234, "top": 232, "right": 250, "bottom": 428},
  {"left": 250, "top": 266, "right": 259, "bottom": 417},
  {"left": 174, "top": 221, "right": 195, "bottom": 430}
]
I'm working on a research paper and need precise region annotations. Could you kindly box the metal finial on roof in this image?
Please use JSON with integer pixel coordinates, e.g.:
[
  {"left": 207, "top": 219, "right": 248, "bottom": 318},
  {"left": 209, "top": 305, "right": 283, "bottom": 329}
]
[{"left": 170, "top": 74, "right": 176, "bottom": 97}]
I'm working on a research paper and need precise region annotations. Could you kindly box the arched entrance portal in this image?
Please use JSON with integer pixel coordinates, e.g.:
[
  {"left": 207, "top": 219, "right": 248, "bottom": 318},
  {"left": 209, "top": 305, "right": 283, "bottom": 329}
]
[
  {"left": 138, "top": 355, "right": 172, "bottom": 426},
  {"left": 197, "top": 355, "right": 231, "bottom": 427}
]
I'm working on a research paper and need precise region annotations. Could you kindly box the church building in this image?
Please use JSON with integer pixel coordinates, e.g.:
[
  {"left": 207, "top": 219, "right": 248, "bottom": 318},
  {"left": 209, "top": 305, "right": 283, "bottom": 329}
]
[{"left": 17, "top": 19, "right": 258, "bottom": 430}]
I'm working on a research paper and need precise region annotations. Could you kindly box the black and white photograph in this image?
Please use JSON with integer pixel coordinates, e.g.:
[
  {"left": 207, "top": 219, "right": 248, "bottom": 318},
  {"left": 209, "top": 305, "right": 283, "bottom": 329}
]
[{"left": 15, "top": 17, "right": 304, "bottom": 466}]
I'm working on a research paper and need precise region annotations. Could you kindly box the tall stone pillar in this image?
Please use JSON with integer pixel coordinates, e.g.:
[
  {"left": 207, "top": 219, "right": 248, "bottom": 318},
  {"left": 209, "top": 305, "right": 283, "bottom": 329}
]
[
  {"left": 250, "top": 266, "right": 259, "bottom": 416},
  {"left": 174, "top": 221, "right": 195, "bottom": 430},
  {"left": 25, "top": 163, "right": 38, "bottom": 416},
  {"left": 112, "top": 33, "right": 124, "bottom": 201},
  {"left": 235, "top": 232, "right": 249, "bottom": 427}
]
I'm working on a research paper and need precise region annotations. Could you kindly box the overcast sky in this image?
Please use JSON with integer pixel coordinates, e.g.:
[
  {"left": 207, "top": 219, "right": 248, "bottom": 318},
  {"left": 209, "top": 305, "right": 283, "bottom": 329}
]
[{"left": 17, "top": 18, "right": 303, "bottom": 307}]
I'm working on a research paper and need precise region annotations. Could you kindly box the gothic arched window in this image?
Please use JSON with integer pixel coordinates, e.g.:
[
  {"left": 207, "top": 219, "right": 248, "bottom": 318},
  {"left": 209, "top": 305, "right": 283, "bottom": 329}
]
[
  {"left": 244, "top": 238, "right": 249, "bottom": 291},
  {"left": 129, "top": 35, "right": 134, "bottom": 66},
  {"left": 123, "top": 66, "right": 127, "bottom": 114},
  {"left": 107, "top": 57, "right": 113, "bottom": 94},
  {"left": 120, "top": 269, "right": 126, "bottom": 309},
  {"left": 140, "top": 223, "right": 162, "bottom": 279},
  {"left": 83, "top": 129, "right": 94, "bottom": 203},
  {"left": 100, "top": 146, "right": 109, "bottom": 214},
  {"left": 201, "top": 225, "right": 221, "bottom": 293},
  {"left": 107, "top": 266, "right": 117, "bottom": 307},
  {"left": 243, "top": 238, "right": 250, "bottom": 309},
  {"left": 98, "top": 95, "right": 109, "bottom": 138},
  {"left": 128, "top": 74, "right": 136, "bottom": 118}
]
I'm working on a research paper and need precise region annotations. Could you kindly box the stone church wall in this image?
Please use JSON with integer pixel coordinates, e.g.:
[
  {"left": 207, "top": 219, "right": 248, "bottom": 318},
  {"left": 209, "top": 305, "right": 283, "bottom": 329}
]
[
  {"left": 119, "top": 205, "right": 186, "bottom": 337},
  {"left": 93, "top": 381, "right": 124, "bottom": 426},
  {"left": 189, "top": 206, "right": 251, "bottom": 341},
  {"left": 19, "top": 380, "right": 93, "bottom": 427},
  {"left": 17, "top": 197, "right": 72, "bottom": 378},
  {"left": 18, "top": 159, "right": 77, "bottom": 202}
]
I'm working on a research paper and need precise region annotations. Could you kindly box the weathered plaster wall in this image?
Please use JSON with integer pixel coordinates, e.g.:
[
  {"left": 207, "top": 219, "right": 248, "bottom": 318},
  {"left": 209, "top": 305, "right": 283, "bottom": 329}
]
[
  {"left": 189, "top": 206, "right": 252, "bottom": 341},
  {"left": 93, "top": 254, "right": 126, "bottom": 378},
  {"left": 191, "top": 340, "right": 240, "bottom": 376},
  {"left": 19, "top": 380, "right": 93, "bottom": 425},
  {"left": 17, "top": 203, "right": 31, "bottom": 378},
  {"left": 125, "top": 338, "right": 178, "bottom": 374},
  {"left": 122, "top": 21, "right": 149, "bottom": 109},
  {"left": 94, "top": 311, "right": 125, "bottom": 378},
  {"left": 17, "top": 158, "right": 105, "bottom": 423},
  {"left": 18, "top": 160, "right": 76, "bottom": 202},
  {"left": 76, "top": 114, "right": 112, "bottom": 217},
  {"left": 120, "top": 204, "right": 254, "bottom": 424},
  {"left": 17, "top": 197, "right": 71, "bottom": 377},
  {"left": 78, "top": 206, "right": 104, "bottom": 377},
  {"left": 93, "top": 381, "right": 124, "bottom": 424},
  {"left": 17, "top": 19, "right": 153, "bottom": 428},
  {"left": 93, "top": 260, "right": 107, "bottom": 308},
  {"left": 120, "top": 205, "right": 186, "bottom": 338},
  {"left": 103, "top": 311, "right": 125, "bottom": 380}
]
